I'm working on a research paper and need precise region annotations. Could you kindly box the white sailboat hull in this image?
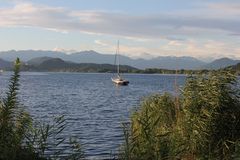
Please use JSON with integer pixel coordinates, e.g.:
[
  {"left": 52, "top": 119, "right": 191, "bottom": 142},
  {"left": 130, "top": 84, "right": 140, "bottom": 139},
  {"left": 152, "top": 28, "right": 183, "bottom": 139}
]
[{"left": 111, "top": 78, "right": 129, "bottom": 85}]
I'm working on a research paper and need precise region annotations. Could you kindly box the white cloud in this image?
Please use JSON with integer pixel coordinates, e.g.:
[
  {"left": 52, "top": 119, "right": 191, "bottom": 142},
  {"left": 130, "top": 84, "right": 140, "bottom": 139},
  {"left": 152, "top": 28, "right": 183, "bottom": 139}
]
[
  {"left": 53, "top": 46, "right": 76, "bottom": 54},
  {"left": 94, "top": 40, "right": 108, "bottom": 46},
  {"left": 0, "top": 1, "right": 240, "bottom": 59},
  {"left": 1, "top": 2, "right": 240, "bottom": 39},
  {"left": 207, "top": 2, "right": 240, "bottom": 16},
  {"left": 164, "top": 39, "right": 240, "bottom": 60}
]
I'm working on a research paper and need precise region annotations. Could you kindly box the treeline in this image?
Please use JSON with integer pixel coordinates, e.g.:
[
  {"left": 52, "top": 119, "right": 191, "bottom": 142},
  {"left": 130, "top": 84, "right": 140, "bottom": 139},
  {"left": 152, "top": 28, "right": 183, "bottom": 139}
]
[
  {"left": 133, "top": 68, "right": 210, "bottom": 74},
  {"left": 21, "top": 64, "right": 213, "bottom": 75},
  {"left": 21, "top": 63, "right": 240, "bottom": 75}
]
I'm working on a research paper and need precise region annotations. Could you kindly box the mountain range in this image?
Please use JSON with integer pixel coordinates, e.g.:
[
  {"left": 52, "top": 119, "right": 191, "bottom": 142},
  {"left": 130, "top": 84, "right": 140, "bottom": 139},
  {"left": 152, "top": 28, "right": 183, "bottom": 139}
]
[
  {"left": 22, "top": 57, "right": 139, "bottom": 73},
  {"left": 0, "top": 58, "right": 12, "bottom": 68},
  {"left": 203, "top": 58, "right": 240, "bottom": 69},
  {"left": 0, "top": 50, "right": 239, "bottom": 70}
]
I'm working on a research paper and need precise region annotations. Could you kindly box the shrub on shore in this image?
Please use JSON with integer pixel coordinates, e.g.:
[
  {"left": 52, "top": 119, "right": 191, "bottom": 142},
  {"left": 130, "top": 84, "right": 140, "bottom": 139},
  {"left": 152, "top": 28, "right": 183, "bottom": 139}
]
[{"left": 119, "top": 70, "right": 240, "bottom": 160}]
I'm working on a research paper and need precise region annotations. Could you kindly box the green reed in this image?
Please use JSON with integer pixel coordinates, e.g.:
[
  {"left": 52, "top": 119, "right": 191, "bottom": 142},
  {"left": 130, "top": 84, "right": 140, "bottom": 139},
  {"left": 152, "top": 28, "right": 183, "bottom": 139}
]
[
  {"left": 0, "top": 58, "right": 85, "bottom": 160},
  {"left": 119, "top": 70, "right": 240, "bottom": 160}
]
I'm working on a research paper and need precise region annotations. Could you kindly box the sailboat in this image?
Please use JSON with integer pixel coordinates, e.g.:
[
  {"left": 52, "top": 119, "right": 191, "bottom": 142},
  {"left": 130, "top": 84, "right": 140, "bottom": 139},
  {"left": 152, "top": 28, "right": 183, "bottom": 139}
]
[{"left": 111, "top": 41, "right": 129, "bottom": 85}]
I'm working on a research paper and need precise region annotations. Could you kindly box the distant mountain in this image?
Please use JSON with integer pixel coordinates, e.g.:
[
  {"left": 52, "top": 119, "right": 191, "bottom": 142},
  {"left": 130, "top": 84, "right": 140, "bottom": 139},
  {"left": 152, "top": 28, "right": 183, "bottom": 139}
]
[
  {"left": 37, "top": 58, "right": 71, "bottom": 69},
  {"left": 23, "top": 57, "right": 139, "bottom": 73},
  {"left": 27, "top": 56, "right": 55, "bottom": 66},
  {"left": 66, "top": 52, "right": 206, "bottom": 69},
  {"left": 134, "top": 56, "right": 206, "bottom": 70},
  {"left": 203, "top": 58, "right": 240, "bottom": 69},
  {"left": 0, "top": 58, "right": 12, "bottom": 69},
  {"left": 0, "top": 50, "right": 206, "bottom": 70},
  {"left": 0, "top": 50, "right": 67, "bottom": 61},
  {"left": 3, "top": 55, "right": 240, "bottom": 74}
]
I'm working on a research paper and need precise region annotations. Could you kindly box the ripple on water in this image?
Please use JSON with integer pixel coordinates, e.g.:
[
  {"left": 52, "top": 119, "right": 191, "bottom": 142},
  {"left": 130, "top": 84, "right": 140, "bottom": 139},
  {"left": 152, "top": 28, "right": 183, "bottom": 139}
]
[{"left": 0, "top": 72, "right": 186, "bottom": 159}]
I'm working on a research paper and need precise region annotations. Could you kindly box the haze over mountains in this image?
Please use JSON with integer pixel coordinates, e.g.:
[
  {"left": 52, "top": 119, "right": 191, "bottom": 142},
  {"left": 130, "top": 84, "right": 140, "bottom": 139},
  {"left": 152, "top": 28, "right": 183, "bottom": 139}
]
[
  {"left": 0, "top": 50, "right": 205, "bottom": 69},
  {"left": 203, "top": 58, "right": 240, "bottom": 70},
  {"left": 0, "top": 58, "right": 12, "bottom": 68},
  {"left": 0, "top": 50, "right": 239, "bottom": 70}
]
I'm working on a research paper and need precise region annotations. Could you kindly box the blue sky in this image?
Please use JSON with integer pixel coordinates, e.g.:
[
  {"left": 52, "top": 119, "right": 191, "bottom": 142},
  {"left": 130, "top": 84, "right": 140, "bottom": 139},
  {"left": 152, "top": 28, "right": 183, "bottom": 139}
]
[{"left": 0, "top": 0, "right": 240, "bottom": 60}]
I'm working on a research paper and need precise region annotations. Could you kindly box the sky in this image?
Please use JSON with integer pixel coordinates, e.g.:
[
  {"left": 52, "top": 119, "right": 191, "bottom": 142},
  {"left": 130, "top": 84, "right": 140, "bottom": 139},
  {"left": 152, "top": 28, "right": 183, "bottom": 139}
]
[{"left": 0, "top": 0, "right": 240, "bottom": 61}]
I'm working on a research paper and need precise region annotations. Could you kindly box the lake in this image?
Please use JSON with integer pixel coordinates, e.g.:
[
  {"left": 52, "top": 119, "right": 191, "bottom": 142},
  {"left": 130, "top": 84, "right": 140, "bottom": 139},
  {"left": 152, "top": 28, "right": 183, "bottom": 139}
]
[{"left": 0, "top": 72, "right": 186, "bottom": 159}]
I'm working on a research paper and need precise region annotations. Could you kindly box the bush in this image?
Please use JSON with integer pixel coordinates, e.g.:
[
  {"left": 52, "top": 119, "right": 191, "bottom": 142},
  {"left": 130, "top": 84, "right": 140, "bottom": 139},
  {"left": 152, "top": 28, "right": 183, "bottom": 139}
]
[{"left": 119, "top": 70, "right": 240, "bottom": 160}]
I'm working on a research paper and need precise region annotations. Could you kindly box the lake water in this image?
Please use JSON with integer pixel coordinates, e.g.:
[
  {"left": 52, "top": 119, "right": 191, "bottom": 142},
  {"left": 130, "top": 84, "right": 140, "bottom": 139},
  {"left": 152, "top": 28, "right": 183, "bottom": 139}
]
[{"left": 0, "top": 72, "right": 186, "bottom": 159}]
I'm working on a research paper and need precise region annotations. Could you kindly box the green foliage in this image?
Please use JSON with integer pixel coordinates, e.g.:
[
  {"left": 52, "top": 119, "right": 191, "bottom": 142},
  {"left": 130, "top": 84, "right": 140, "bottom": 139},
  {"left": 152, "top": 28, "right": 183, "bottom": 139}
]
[
  {"left": 68, "top": 137, "right": 85, "bottom": 160},
  {"left": 182, "top": 71, "right": 240, "bottom": 159},
  {"left": 0, "top": 58, "right": 85, "bottom": 160},
  {"left": 0, "top": 58, "right": 33, "bottom": 159},
  {"left": 119, "top": 70, "right": 240, "bottom": 160},
  {"left": 119, "top": 94, "right": 176, "bottom": 160},
  {"left": 25, "top": 116, "right": 85, "bottom": 159}
]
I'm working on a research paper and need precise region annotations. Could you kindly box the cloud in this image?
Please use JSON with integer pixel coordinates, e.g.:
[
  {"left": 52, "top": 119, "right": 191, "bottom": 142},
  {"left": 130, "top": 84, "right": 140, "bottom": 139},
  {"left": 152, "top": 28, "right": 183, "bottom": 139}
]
[
  {"left": 92, "top": 38, "right": 240, "bottom": 60},
  {"left": 0, "top": 1, "right": 240, "bottom": 59},
  {"left": 94, "top": 40, "right": 108, "bottom": 46},
  {"left": 1, "top": 2, "right": 240, "bottom": 40},
  {"left": 53, "top": 46, "right": 76, "bottom": 54},
  {"left": 207, "top": 2, "right": 240, "bottom": 16}
]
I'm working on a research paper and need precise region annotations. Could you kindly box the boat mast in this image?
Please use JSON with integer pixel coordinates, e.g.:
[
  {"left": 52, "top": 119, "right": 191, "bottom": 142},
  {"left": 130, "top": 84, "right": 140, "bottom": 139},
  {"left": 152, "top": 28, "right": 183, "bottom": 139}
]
[{"left": 117, "top": 40, "right": 120, "bottom": 76}]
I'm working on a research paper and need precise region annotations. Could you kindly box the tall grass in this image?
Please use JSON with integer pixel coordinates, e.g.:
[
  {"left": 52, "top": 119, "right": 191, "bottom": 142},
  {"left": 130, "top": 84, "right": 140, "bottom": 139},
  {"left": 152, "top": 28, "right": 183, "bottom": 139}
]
[
  {"left": 119, "top": 70, "right": 240, "bottom": 160},
  {"left": 0, "top": 58, "right": 85, "bottom": 160}
]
